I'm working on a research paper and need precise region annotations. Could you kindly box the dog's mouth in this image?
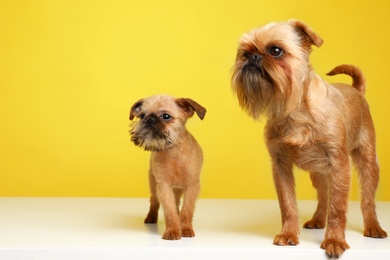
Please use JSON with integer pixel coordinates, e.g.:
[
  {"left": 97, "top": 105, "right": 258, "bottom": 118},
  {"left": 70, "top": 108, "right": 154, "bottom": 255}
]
[
  {"left": 130, "top": 124, "right": 175, "bottom": 152},
  {"left": 243, "top": 63, "right": 262, "bottom": 73},
  {"left": 242, "top": 63, "right": 273, "bottom": 83},
  {"left": 131, "top": 133, "right": 173, "bottom": 152},
  {"left": 242, "top": 54, "right": 264, "bottom": 73},
  {"left": 144, "top": 124, "right": 167, "bottom": 139}
]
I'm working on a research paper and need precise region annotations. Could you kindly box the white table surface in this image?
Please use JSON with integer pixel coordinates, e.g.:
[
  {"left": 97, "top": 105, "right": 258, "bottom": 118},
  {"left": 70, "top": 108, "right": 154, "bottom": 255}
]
[{"left": 0, "top": 198, "right": 389, "bottom": 259}]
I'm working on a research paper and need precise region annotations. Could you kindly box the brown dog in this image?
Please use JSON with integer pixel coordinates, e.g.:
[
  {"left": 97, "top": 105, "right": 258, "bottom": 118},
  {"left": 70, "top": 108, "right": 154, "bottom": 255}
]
[
  {"left": 231, "top": 20, "right": 387, "bottom": 258},
  {"left": 129, "top": 94, "right": 206, "bottom": 240}
]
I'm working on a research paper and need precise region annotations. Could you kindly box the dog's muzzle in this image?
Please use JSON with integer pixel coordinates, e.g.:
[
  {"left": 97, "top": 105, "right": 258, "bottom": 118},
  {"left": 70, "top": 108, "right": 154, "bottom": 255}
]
[
  {"left": 243, "top": 53, "right": 263, "bottom": 74},
  {"left": 144, "top": 115, "right": 158, "bottom": 125}
]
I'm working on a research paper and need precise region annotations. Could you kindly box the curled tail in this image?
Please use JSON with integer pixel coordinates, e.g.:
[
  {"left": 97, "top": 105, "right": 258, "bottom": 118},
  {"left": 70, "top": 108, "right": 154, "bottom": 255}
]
[{"left": 327, "top": 64, "right": 366, "bottom": 94}]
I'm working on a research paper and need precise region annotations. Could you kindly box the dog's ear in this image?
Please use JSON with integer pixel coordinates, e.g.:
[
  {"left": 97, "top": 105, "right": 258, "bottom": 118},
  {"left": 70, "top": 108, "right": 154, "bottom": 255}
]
[
  {"left": 289, "top": 20, "right": 323, "bottom": 48},
  {"left": 176, "top": 98, "right": 206, "bottom": 120},
  {"left": 129, "top": 99, "right": 144, "bottom": 120}
]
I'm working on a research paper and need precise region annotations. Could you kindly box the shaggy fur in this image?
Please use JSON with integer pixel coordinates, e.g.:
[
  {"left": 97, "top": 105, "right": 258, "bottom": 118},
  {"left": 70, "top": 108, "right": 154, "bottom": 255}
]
[
  {"left": 129, "top": 95, "right": 206, "bottom": 240},
  {"left": 231, "top": 20, "right": 387, "bottom": 258}
]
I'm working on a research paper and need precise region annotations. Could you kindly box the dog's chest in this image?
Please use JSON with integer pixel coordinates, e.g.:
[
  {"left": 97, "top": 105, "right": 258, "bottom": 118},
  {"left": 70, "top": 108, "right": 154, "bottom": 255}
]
[
  {"left": 266, "top": 120, "right": 334, "bottom": 173},
  {"left": 152, "top": 148, "right": 201, "bottom": 188},
  {"left": 293, "top": 144, "right": 333, "bottom": 173}
]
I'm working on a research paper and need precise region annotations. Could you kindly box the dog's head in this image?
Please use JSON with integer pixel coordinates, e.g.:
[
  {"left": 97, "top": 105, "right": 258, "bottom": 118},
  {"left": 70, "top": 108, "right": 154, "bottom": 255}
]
[
  {"left": 129, "top": 94, "right": 206, "bottom": 151},
  {"left": 231, "top": 20, "right": 323, "bottom": 119}
]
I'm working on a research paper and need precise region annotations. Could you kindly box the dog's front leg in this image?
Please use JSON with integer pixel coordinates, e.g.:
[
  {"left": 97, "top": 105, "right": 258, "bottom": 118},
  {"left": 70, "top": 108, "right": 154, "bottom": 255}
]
[
  {"left": 156, "top": 182, "right": 181, "bottom": 240},
  {"left": 180, "top": 181, "right": 200, "bottom": 237},
  {"left": 270, "top": 151, "right": 299, "bottom": 246},
  {"left": 320, "top": 154, "right": 351, "bottom": 258}
]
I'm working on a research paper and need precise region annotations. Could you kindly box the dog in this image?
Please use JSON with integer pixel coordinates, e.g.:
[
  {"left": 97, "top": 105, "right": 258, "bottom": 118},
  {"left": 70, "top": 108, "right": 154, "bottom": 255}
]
[
  {"left": 231, "top": 20, "right": 387, "bottom": 258},
  {"left": 129, "top": 94, "right": 206, "bottom": 240}
]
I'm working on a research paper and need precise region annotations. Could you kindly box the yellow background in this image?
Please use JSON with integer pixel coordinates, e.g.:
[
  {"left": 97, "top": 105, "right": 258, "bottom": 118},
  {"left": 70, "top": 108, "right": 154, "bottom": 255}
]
[{"left": 1, "top": 0, "right": 389, "bottom": 200}]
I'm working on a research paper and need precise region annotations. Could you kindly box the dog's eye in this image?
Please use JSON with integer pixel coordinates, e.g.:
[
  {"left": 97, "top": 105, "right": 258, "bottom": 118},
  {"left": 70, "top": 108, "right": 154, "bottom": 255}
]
[
  {"left": 139, "top": 114, "right": 145, "bottom": 119},
  {"left": 161, "top": 113, "right": 171, "bottom": 121},
  {"left": 269, "top": 46, "right": 283, "bottom": 57}
]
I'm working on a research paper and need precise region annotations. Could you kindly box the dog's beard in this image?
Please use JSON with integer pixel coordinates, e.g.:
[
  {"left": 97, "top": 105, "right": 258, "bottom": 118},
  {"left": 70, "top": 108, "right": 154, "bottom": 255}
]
[
  {"left": 130, "top": 123, "right": 179, "bottom": 152},
  {"left": 232, "top": 59, "right": 303, "bottom": 119},
  {"left": 232, "top": 62, "right": 275, "bottom": 119}
]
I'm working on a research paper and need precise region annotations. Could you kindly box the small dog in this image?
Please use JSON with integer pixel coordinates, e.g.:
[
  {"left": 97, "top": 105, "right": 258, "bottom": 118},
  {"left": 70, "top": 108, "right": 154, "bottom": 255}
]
[
  {"left": 129, "top": 94, "right": 206, "bottom": 240},
  {"left": 231, "top": 20, "right": 387, "bottom": 258}
]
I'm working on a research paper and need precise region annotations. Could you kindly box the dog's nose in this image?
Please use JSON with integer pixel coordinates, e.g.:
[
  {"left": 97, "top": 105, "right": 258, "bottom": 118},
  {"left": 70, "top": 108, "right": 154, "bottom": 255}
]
[
  {"left": 250, "top": 53, "right": 262, "bottom": 61},
  {"left": 145, "top": 115, "right": 158, "bottom": 125}
]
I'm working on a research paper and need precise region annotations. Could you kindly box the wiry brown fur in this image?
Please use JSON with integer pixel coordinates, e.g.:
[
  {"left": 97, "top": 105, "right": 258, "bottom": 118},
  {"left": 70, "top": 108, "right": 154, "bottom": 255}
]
[
  {"left": 231, "top": 20, "right": 387, "bottom": 258},
  {"left": 129, "top": 94, "right": 206, "bottom": 240}
]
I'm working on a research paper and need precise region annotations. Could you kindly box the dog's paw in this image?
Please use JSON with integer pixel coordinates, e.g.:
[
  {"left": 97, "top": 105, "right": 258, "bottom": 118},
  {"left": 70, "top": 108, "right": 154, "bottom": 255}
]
[
  {"left": 144, "top": 215, "right": 158, "bottom": 224},
  {"left": 364, "top": 226, "right": 387, "bottom": 238},
  {"left": 303, "top": 219, "right": 325, "bottom": 229},
  {"left": 162, "top": 228, "right": 181, "bottom": 240},
  {"left": 273, "top": 233, "right": 299, "bottom": 246},
  {"left": 181, "top": 227, "right": 195, "bottom": 237},
  {"left": 321, "top": 238, "right": 349, "bottom": 258}
]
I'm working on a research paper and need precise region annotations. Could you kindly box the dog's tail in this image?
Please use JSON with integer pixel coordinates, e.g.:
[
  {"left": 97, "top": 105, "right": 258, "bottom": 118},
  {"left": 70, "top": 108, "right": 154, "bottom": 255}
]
[{"left": 327, "top": 64, "right": 366, "bottom": 94}]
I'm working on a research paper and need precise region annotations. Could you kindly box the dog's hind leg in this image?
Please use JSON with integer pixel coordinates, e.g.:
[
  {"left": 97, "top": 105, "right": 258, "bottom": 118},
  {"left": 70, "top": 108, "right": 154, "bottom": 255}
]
[
  {"left": 303, "top": 171, "right": 327, "bottom": 229},
  {"left": 351, "top": 138, "right": 387, "bottom": 238},
  {"left": 173, "top": 188, "right": 184, "bottom": 213},
  {"left": 144, "top": 168, "right": 160, "bottom": 224}
]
